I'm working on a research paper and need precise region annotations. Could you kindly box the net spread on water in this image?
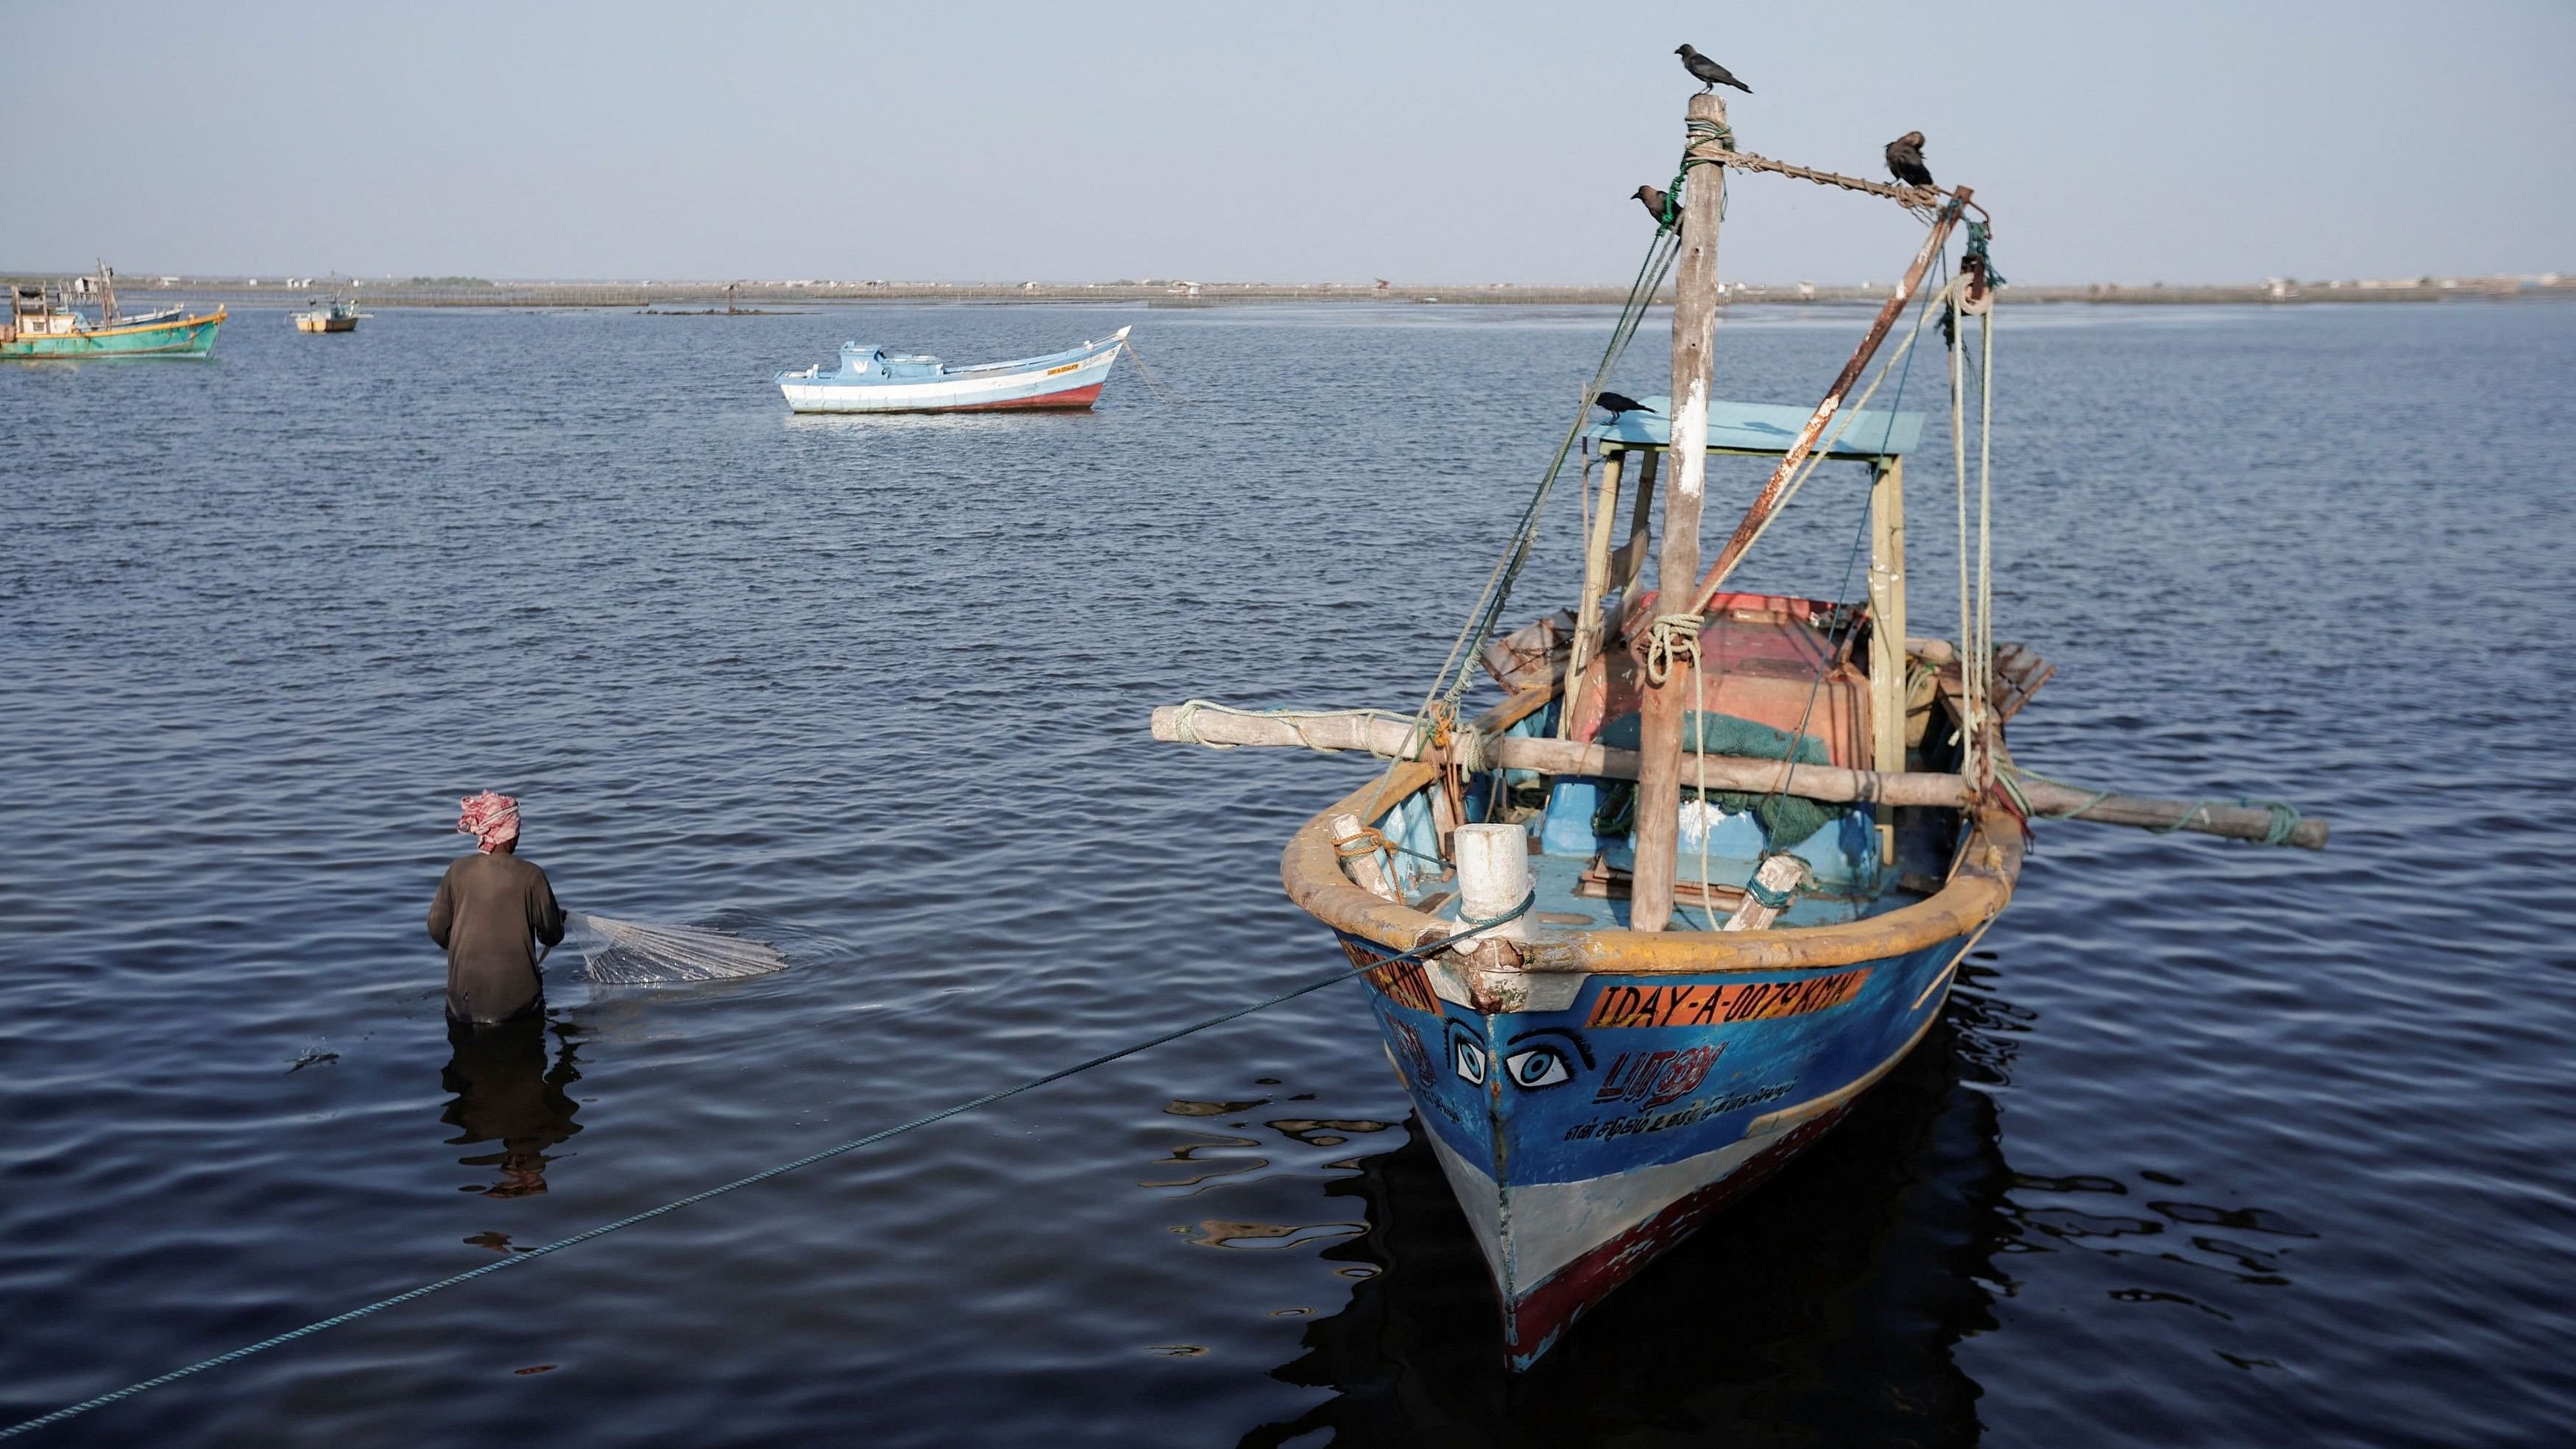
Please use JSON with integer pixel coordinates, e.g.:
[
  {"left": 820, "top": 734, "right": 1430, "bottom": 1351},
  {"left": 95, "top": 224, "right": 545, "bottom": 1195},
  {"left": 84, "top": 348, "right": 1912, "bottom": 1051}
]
[{"left": 563, "top": 912, "right": 790, "bottom": 985}]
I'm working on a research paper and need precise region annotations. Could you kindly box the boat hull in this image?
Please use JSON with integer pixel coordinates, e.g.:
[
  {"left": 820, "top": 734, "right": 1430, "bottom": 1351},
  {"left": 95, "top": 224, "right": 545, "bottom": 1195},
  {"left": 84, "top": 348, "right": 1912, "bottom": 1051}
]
[
  {"left": 294, "top": 314, "right": 358, "bottom": 333},
  {"left": 1342, "top": 928, "right": 1972, "bottom": 1368},
  {"left": 778, "top": 333, "right": 1122, "bottom": 414},
  {"left": 0, "top": 308, "right": 224, "bottom": 358}
]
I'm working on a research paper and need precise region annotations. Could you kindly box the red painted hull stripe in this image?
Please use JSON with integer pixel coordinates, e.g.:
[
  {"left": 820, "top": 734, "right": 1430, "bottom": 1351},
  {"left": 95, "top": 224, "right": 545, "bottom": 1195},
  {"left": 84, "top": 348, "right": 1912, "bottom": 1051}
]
[{"left": 938, "top": 382, "right": 1104, "bottom": 412}]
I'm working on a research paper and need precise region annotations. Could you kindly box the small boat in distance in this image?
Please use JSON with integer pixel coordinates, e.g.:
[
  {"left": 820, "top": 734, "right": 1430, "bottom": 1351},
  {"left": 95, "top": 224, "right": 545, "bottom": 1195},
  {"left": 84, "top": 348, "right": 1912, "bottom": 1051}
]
[
  {"left": 291, "top": 297, "right": 369, "bottom": 333},
  {"left": 2, "top": 263, "right": 224, "bottom": 359},
  {"left": 777, "top": 326, "right": 1128, "bottom": 414}
]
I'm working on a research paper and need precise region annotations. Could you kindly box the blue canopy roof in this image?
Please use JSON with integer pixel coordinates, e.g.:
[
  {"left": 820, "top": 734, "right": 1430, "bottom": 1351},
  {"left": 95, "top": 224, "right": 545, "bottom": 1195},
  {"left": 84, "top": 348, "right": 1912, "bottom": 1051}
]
[{"left": 1588, "top": 396, "right": 1924, "bottom": 459}]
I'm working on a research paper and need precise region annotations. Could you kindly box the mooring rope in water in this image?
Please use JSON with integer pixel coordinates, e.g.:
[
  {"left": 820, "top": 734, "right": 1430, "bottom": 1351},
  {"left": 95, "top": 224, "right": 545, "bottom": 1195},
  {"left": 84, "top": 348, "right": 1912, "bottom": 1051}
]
[
  {"left": 0, "top": 894, "right": 1533, "bottom": 1442},
  {"left": 1117, "top": 331, "right": 1192, "bottom": 405}
]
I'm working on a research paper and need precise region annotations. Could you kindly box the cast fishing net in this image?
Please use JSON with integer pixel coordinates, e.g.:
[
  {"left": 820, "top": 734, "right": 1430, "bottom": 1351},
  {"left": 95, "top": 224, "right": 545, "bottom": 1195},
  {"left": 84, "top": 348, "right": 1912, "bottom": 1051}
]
[{"left": 562, "top": 912, "right": 790, "bottom": 985}]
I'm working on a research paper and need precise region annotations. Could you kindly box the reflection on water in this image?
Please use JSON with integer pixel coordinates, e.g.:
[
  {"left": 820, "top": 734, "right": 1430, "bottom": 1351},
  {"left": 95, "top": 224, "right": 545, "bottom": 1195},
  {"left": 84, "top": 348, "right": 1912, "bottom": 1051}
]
[
  {"left": 439, "top": 1014, "right": 584, "bottom": 1199},
  {"left": 1245, "top": 966, "right": 2025, "bottom": 1447}
]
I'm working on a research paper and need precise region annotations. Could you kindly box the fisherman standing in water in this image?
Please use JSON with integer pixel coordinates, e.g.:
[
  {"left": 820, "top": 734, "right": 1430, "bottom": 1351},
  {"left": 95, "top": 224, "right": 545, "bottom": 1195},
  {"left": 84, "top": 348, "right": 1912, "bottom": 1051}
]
[{"left": 429, "top": 790, "right": 566, "bottom": 1024}]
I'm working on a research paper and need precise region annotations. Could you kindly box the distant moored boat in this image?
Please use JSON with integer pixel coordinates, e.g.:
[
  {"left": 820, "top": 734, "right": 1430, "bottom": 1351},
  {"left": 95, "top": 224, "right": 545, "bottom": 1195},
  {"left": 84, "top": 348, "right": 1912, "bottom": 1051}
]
[
  {"left": 291, "top": 297, "right": 369, "bottom": 333},
  {"left": 776, "top": 326, "right": 1128, "bottom": 414},
  {"left": 2, "top": 263, "right": 224, "bottom": 359}
]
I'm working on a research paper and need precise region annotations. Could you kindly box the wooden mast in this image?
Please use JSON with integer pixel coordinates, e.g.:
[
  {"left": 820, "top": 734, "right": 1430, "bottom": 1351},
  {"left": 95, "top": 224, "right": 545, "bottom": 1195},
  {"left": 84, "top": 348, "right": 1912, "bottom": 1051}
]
[{"left": 1631, "top": 92, "right": 1729, "bottom": 934}]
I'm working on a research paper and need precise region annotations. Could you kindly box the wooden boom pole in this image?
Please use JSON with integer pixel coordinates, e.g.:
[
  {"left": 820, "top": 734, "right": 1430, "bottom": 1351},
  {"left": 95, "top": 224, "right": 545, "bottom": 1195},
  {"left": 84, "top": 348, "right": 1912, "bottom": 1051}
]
[
  {"left": 1631, "top": 92, "right": 1730, "bottom": 934},
  {"left": 1685, "top": 188, "right": 1970, "bottom": 616}
]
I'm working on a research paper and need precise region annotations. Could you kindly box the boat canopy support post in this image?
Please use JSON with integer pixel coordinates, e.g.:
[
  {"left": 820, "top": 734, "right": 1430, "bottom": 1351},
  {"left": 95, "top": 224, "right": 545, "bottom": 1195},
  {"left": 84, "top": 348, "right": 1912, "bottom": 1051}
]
[
  {"left": 1634, "top": 91, "right": 1730, "bottom": 933},
  {"left": 1615, "top": 447, "right": 1660, "bottom": 625},
  {"left": 1563, "top": 447, "right": 1628, "bottom": 739},
  {"left": 1867, "top": 456, "right": 1909, "bottom": 861}
]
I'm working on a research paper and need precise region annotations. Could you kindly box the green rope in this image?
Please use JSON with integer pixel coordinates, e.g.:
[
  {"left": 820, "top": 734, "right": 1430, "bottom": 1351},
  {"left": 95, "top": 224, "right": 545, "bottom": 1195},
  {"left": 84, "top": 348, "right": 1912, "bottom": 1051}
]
[
  {"left": 1666, "top": 118, "right": 1735, "bottom": 228},
  {"left": 2146, "top": 797, "right": 2304, "bottom": 846},
  {"left": 1741, "top": 858, "right": 1800, "bottom": 910},
  {"left": 1, "top": 893, "right": 1535, "bottom": 1441},
  {"left": 1965, "top": 220, "right": 2007, "bottom": 288}
]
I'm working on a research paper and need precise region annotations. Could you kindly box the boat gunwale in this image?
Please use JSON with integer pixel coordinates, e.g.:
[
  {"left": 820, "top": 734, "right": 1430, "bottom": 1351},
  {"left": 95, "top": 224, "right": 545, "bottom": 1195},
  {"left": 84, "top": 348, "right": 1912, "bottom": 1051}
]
[
  {"left": 1278, "top": 685, "right": 2023, "bottom": 977},
  {"left": 24, "top": 305, "right": 227, "bottom": 342},
  {"left": 778, "top": 331, "right": 1122, "bottom": 387}
]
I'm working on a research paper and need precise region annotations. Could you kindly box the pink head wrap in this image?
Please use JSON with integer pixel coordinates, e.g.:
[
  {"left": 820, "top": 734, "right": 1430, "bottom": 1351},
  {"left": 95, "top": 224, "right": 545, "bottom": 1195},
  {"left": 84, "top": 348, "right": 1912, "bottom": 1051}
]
[{"left": 456, "top": 790, "right": 521, "bottom": 853}]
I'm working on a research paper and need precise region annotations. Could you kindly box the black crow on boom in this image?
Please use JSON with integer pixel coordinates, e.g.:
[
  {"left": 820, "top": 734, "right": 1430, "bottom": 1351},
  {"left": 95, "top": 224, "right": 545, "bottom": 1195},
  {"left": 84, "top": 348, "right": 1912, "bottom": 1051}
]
[
  {"left": 1675, "top": 45, "right": 1752, "bottom": 94},
  {"left": 1885, "top": 132, "right": 1935, "bottom": 188}
]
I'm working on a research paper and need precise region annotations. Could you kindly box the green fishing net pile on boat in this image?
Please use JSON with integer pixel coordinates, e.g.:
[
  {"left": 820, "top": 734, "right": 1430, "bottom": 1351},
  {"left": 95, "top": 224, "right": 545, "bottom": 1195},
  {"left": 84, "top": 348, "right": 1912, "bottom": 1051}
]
[{"left": 1591, "top": 711, "right": 1847, "bottom": 847}]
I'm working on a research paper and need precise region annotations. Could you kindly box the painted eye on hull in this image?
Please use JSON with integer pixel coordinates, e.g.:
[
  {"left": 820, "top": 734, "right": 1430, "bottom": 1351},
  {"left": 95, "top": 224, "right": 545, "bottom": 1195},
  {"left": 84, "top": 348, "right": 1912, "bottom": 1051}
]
[
  {"left": 1504, "top": 1047, "right": 1572, "bottom": 1089},
  {"left": 1453, "top": 1038, "right": 1489, "bottom": 1084}
]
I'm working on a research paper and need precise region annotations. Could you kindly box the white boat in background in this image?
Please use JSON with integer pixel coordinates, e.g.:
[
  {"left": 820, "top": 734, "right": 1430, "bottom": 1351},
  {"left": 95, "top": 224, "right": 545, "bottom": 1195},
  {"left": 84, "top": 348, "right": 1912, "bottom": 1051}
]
[{"left": 776, "top": 326, "right": 1128, "bottom": 414}]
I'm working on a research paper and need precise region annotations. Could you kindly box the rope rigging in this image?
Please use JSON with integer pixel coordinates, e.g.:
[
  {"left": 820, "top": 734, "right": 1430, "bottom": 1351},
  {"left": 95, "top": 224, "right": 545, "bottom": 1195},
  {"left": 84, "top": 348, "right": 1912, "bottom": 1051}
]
[
  {"left": 1741, "top": 255, "right": 1945, "bottom": 913},
  {"left": 1355, "top": 216, "right": 1685, "bottom": 825},
  {"left": 1697, "top": 146, "right": 1956, "bottom": 215}
]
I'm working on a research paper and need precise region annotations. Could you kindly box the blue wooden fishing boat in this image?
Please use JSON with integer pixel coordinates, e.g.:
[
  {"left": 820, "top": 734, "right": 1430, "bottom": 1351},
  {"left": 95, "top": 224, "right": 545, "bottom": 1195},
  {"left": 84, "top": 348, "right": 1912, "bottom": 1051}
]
[
  {"left": 776, "top": 326, "right": 1128, "bottom": 414},
  {"left": 1152, "top": 88, "right": 2323, "bottom": 1371},
  {"left": 1261, "top": 395, "right": 2022, "bottom": 1369}
]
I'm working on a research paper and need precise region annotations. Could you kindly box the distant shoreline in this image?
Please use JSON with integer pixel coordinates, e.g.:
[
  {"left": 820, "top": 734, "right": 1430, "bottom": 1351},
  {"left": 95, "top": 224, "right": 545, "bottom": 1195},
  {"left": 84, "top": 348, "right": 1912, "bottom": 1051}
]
[{"left": 10, "top": 277, "right": 2569, "bottom": 310}]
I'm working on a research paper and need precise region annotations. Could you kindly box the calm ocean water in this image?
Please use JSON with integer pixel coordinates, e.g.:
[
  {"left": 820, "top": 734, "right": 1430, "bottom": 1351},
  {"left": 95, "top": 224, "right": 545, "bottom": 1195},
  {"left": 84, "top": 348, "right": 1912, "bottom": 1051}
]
[{"left": 3, "top": 298, "right": 2572, "bottom": 1447}]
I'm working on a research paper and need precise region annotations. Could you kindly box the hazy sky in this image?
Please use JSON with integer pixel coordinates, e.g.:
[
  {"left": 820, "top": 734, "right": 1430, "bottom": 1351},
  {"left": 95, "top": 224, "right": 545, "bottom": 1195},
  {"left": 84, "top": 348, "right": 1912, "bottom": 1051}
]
[{"left": 7, "top": 1, "right": 2569, "bottom": 285}]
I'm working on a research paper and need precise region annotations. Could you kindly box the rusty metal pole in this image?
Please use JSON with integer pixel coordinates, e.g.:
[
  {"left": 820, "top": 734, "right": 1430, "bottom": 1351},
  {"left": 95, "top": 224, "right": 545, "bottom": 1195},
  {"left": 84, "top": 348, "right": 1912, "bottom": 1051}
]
[{"left": 1631, "top": 93, "right": 1729, "bottom": 935}]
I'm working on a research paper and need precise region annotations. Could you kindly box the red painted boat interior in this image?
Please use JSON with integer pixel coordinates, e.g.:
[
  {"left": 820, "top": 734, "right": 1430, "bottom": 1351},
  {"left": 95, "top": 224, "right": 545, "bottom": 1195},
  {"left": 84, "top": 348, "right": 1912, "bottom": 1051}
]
[{"left": 1568, "top": 589, "right": 1872, "bottom": 768}]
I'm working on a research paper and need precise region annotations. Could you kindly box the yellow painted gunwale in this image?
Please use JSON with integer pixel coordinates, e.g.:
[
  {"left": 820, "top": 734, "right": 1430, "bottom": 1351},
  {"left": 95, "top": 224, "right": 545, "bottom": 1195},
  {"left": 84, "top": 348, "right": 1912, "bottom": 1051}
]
[
  {"left": 8, "top": 306, "right": 228, "bottom": 342},
  {"left": 1278, "top": 684, "right": 2022, "bottom": 977}
]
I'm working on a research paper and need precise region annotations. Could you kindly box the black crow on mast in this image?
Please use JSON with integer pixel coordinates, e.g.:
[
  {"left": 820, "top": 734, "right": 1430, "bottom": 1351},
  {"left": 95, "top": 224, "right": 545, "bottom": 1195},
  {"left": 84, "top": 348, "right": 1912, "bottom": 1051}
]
[{"left": 1674, "top": 45, "right": 1752, "bottom": 94}]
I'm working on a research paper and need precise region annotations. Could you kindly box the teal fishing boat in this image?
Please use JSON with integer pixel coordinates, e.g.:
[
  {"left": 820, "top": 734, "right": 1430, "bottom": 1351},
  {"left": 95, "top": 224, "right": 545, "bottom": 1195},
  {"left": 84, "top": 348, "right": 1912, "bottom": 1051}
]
[{"left": 3, "top": 265, "right": 224, "bottom": 359}]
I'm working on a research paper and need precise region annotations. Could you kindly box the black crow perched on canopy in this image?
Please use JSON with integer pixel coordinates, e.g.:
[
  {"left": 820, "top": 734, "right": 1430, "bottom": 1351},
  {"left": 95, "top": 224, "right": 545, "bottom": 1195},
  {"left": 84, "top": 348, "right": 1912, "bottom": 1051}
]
[
  {"left": 1593, "top": 391, "right": 1654, "bottom": 417},
  {"left": 1886, "top": 132, "right": 1935, "bottom": 188},
  {"left": 1675, "top": 45, "right": 1752, "bottom": 94},
  {"left": 1632, "top": 185, "right": 1682, "bottom": 233}
]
